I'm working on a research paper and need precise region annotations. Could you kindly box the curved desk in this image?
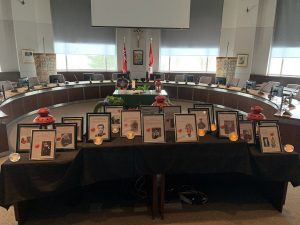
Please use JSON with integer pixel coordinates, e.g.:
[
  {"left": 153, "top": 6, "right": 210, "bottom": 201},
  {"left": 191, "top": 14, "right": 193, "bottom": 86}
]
[{"left": 0, "top": 81, "right": 300, "bottom": 153}]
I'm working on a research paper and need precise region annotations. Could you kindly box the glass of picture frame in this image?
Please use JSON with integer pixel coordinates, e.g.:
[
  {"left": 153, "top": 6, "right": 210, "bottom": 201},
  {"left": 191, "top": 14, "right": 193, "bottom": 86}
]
[
  {"left": 121, "top": 110, "right": 142, "bottom": 137},
  {"left": 259, "top": 120, "right": 279, "bottom": 126},
  {"left": 162, "top": 106, "right": 181, "bottom": 131},
  {"left": 216, "top": 111, "right": 240, "bottom": 138},
  {"left": 104, "top": 105, "right": 123, "bottom": 132},
  {"left": 193, "top": 103, "right": 214, "bottom": 123},
  {"left": 188, "top": 108, "right": 211, "bottom": 132},
  {"left": 140, "top": 105, "right": 160, "bottom": 115},
  {"left": 258, "top": 125, "right": 282, "bottom": 153},
  {"left": 61, "top": 117, "right": 84, "bottom": 142},
  {"left": 30, "top": 129, "right": 56, "bottom": 160},
  {"left": 142, "top": 114, "right": 166, "bottom": 143},
  {"left": 239, "top": 120, "right": 256, "bottom": 144},
  {"left": 86, "top": 113, "right": 111, "bottom": 142},
  {"left": 16, "top": 124, "right": 41, "bottom": 153},
  {"left": 174, "top": 114, "right": 198, "bottom": 142},
  {"left": 53, "top": 123, "right": 77, "bottom": 150}
]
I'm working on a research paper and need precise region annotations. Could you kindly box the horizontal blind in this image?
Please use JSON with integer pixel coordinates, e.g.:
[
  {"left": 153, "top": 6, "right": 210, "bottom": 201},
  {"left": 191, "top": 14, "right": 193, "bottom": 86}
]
[
  {"left": 161, "top": 0, "right": 223, "bottom": 56},
  {"left": 50, "top": 0, "right": 116, "bottom": 55}
]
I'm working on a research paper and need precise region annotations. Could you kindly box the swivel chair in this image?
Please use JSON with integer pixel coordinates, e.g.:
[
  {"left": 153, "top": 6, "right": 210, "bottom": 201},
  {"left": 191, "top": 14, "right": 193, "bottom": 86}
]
[
  {"left": 49, "top": 74, "right": 66, "bottom": 83},
  {"left": 199, "top": 76, "right": 212, "bottom": 85}
]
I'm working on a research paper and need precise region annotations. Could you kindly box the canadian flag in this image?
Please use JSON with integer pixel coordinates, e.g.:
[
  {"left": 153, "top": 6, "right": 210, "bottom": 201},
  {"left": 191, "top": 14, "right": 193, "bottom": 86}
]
[
  {"left": 122, "top": 42, "right": 127, "bottom": 74},
  {"left": 148, "top": 41, "right": 154, "bottom": 77}
]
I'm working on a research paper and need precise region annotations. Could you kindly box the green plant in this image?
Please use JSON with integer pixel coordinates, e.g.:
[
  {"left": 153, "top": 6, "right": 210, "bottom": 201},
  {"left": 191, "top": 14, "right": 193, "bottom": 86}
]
[
  {"left": 136, "top": 84, "right": 150, "bottom": 91},
  {"left": 105, "top": 96, "right": 124, "bottom": 105}
]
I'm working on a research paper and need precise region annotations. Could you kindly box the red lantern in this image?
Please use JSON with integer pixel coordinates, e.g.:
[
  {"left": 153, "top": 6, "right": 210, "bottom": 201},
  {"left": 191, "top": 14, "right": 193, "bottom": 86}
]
[{"left": 33, "top": 107, "right": 55, "bottom": 128}]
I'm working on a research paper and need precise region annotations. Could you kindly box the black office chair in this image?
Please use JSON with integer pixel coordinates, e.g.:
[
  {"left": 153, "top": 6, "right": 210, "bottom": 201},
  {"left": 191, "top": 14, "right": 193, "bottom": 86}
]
[
  {"left": 186, "top": 75, "right": 194, "bottom": 82},
  {"left": 93, "top": 74, "right": 104, "bottom": 82},
  {"left": 83, "top": 73, "right": 94, "bottom": 81},
  {"left": 215, "top": 77, "right": 226, "bottom": 85},
  {"left": 246, "top": 80, "right": 256, "bottom": 89},
  {"left": 175, "top": 75, "right": 186, "bottom": 82},
  {"left": 18, "top": 77, "right": 29, "bottom": 88},
  {"left": 49, "top": 74, "right": 66, "bottom": 83}
]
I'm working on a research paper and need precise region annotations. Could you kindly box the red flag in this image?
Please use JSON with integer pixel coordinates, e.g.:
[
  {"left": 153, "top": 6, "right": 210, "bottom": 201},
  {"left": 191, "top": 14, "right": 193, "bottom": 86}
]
[
  {"left": 122, "top": 43, "right": 127, "bottom": 74},
  {"left": 148, "top": 42, "right": 154, "bottom": 77}
]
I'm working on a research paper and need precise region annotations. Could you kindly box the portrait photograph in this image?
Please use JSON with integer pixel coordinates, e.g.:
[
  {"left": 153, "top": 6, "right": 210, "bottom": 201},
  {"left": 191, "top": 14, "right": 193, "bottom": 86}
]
[
  {"left": 16, "top": 124, "right": 41, "bottom": 153},
  {"left": 142, "top": 114, "right": 166, "bottom": 143},
  {"left": 133, "top": 50, "right": 143, "bottom": 65},
  {"left": 61, "top": 117, "right": 83, "bottom": 142},
  {"left": 174, "top": 114, "right": 198, "bottom": 142},
  {"left": 194, "top": 104, "right": 214, "bottom": 123},
  {"left": 104, "top": 106, "right": 123, "bottom": 129},
  {"left": 87, "top": 113, "right": 111, "bottom": 142},
  {"left": 258, "top": 125, "right": 282, "bottom": 153},
  {"left": 30, "top": 130, "right": 56, "bottom": 160},
  {"left": 53, "top": 123, "right": 77, "bottom": 150},
  {"left": 188, "top": 108, "right": 211, "bottom": 132},
  {"left": 162, "top": 106, "right": 181, "bottom": 131},
  {"left": 121, "top": 110, "right": 142, "bottom": 137},
  {"left": 216, "top": 111, "right": 239, "bottom": 138},
  {"left": 239, "top": 120, "right": 255, "bottom": 144}
]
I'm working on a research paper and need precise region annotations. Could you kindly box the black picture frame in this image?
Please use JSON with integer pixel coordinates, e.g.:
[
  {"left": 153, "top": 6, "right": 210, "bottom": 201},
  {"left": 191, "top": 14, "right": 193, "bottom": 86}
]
[
  {"left": 216, "top": 111, "right": 240, "bottom": 138},
  {"left": 239, "top": 120, "right": 256, "bottom": 144},
  {"left": 61, "top": 117, "right": 84, "bottom": 142},
  {"left": 16, "top": 123, "right": 41, "bottom": 153},
  {"left": 86, "top": 113, "right": 111, "bottom": 142},
  {"left": 259, "top": 120, "right": 279, "bottom": 126},
  {"left": 162, "top": 105, "right": 182, "bottom": 131},
  {"left": 174, "top": 113, "right": 198, "bottom": 142},
  {"left": 258, "top": 125, "right": 283, "bottom": 153},
  {"left": 188, "top": 108, "right": 211, "bottom": 132},
  {"left": 30, "top": 129, "right": 56, "bottom": 161},
  {"left": 193, "top": 103, "right": 214, "bottom": 123},
  {"left": 142, "top": 114, "right": 166, "bottom": 143},
  {"left": 140, "top": 105, "right": 160, "bottom": 115},
  {"left": 104, "top": 105, "right": 123, "bottom": 130},
  {"left": 133, "top": 50, "right": 143, "bottom": 65},
  {"left": 121, "top": 110, "right": 142, "bottom": 137},
  {"left": 53, "top": 123, "right": 77, "bottom": 150}
]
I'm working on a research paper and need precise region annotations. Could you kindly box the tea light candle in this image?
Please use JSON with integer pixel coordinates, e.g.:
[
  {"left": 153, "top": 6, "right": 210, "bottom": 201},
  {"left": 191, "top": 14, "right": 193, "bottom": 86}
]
[
  {"left": 112, "top": 125, "right": 119, "bottom": 134},
  {"left": 126, "top": 131, "right": 135, "bottom": 140},
  {"left": 198, "top": 129, "right": 206, "bottom": 137},
  {"left": 284, "top": 144, "right": 294, "bottom": 153},
  {"left": 94, "top": 136, "right": 103, "bottom": 145},
  {"left": 229, "top": 132, "right": 238, "bottom": 142},
  {"left": 9, "top": 153, "right": 20, "bottom": 162},
  {"left": 211, "top": 123, "right": 217, "bottom": 132}
]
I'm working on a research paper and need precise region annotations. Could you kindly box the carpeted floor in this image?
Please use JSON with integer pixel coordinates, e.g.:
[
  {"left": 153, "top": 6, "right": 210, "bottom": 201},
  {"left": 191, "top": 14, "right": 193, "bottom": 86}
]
[{"left": 1, "top": 100, "right": 300, "bottom": 225}]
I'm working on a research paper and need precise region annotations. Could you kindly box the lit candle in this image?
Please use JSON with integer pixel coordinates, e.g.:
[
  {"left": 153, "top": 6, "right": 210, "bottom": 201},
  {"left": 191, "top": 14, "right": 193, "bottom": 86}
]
[
  {"left": 284, "top": 144, "right": 294, "bottom": 153},
  {"left": 229, "top": 132, "right": 238, "bottom": 142},
  {"left": 94, "top": 136, "right": 103, "bottom": 145},
  {"left": 198, "top": 129, "right": 206, "bottom": 137},
  {"left": 112, "top": 125, "right": 119, "bottom": 134},
  {"left": 211, "top": 123, "right": 217, "bottom": 132},
  {"left": 126, "top": 131, "right": 135, "bottom": 140},
  {"left": 9, "top": 153, "right": 21, "bottom": 162}
]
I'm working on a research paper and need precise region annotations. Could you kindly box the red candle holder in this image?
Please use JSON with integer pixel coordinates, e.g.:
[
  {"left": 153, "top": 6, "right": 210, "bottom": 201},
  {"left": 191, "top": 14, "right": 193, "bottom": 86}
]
[{"left": 33, "top": 107, "right": 55, "bottom": 128}]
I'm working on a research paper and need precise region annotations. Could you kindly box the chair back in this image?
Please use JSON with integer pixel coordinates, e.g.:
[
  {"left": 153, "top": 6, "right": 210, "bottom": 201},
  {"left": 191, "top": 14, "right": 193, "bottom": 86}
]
[
  {"left": 49, "top": 74, "right": 66, "bottom": 83},
  {"left": 83, "top": 73, "right": 94, "bottom": 81},
  {"left": 226, "top": 77, "right": 240, "bottom": 87},
  {"left": 199, "top": 76, "right": 212, "bottom": 84},
  {"left": 150, "top": 73, "right": 165, "bottom": 81},
  {"left": 186, "top": 75, "right": 194, "bottom": 82},
  {"left": 94, "top": 74, "right": 104, "bottom": 81},
  {"left": 28, "top": 77, "right": 40, "bottom": 87},
  {"left": 215, "top": 77, "right": 226, "bottom": 85},
  {"left": 175, "top": 75, "right": 186, "bottom": 82}
]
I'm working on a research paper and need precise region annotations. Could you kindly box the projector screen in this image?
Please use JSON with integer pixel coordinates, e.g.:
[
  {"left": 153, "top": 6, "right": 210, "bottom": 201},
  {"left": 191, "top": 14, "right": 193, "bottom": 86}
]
[{"left": 91, "top": 0, "right": 191, "bottom": 28}]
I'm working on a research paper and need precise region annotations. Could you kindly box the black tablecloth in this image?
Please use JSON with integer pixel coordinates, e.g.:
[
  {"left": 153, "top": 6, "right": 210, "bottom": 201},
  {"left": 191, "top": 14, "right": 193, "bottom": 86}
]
[{"left": 1, "top": 133, "right": 300, "bottom": 208}]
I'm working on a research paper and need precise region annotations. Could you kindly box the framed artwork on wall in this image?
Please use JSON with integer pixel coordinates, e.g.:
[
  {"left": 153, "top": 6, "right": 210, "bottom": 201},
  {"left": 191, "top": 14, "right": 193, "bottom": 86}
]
[
  {"left": 21, "top": 49, "right": 34, "bottom": 64},
  {"left": 236, "top": 54, "right": 248, "bottom": 67},
  {"left": 133, "top": 50, "right": 143, "bottom": 65}
]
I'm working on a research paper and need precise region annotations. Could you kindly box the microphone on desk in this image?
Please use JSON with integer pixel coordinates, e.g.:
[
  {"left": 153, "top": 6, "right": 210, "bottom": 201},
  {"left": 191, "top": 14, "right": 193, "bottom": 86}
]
[
  {"left": 1, "top": 85, "right": 6, "bottom": 100},
  {"left": 73, "top": 74, "right": 79, "bottom": 84}
]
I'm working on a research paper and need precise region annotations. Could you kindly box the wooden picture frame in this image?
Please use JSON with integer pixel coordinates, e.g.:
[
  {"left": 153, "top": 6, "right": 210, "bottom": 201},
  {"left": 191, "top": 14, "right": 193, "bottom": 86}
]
[
  {"left": 16, "top": 124, "right": 41, "bottom": 153},
  {"left": 30, "top": 129, "right": 56, "bottom": 160},
  {"left": 142, "top": 114, "right": 166, "bottom": 143},
  {"left": 174, "top": 114, "right": 198, "bottom": 142},
  {"left": 53, "top": 123, "right": 77, "bottom": 150},
  {"left": 239, "top": 120, "right": 256, "bottom": 144},
  {"left": 140, "top": 105, "right": 160, "bottom": 115},
  {"left": 86, "top": 113, "right": 111, "bottom": 142},
  {"left": 258, "top": 125, "right": 282, "bottom": 153},
  {"left": 162, "top": 106, "right": 181, "bottom": 131},
  {"left": 133, "top": 50, "right": 143, "bottom": 65},
  {"left": 61, "top": 117, "right": 84, "bottom": 142},
  {"left": 121, "top": 110, "right": 142, "bottom": 137},
  {"left": 193, "top": 103, "right": 214, "bottom": 123},
  {"left": 188, "top": 108, "right": 211, "bottom": 132},
  {"left": 236, "top": 54, "right": 248, "bottom": 67},
  {"left": 216, "top": 111, "right": 240, "bottom": 138},
  {"left": 21, "top": 49, "right": 34, "bottom": 64}
]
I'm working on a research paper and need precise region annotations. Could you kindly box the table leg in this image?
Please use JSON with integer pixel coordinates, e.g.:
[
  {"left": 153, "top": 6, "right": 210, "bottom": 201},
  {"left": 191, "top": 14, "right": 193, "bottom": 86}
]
[
  {"left": 152, "top": 175, "right": 158, "bottom": 219},
  {"left": 14, "top": 203, "right": 25, "bottom": 225},
  {"left": 159, "top": 174, "right": 165, "bottom": 220}
]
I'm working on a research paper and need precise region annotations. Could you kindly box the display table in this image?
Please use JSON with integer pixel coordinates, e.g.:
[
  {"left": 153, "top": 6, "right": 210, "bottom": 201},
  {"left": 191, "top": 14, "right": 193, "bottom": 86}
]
[
  {"left": 1, "top": 133, "right": 300, "bottom": 223},
  {"left": 113, "top": 89, "right": 168, "bottom": 108}
]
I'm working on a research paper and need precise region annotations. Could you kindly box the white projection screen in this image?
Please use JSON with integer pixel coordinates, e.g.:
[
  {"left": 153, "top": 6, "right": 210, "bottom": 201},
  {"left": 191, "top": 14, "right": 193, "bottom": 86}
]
[{"left": 91, "top": 0, "right": 191, "bottom": 28}]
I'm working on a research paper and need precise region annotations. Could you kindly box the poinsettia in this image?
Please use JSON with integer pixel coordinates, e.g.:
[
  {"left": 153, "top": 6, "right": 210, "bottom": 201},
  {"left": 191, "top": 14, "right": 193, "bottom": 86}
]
[
  {"left": 146, "top": 128, "right": 151, "bottom": 132},
  {"left": 35, "top": 144, "right": 40, "bottom": 149},
  {"left": 90, "top": 128, "right": 95, "bottom": 132}
]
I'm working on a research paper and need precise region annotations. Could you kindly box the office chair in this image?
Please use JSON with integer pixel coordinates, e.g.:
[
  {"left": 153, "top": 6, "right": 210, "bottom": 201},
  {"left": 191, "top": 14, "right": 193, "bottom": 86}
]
[
  {"left": 151, "top": 73, "right": 165, "bottom": 81},
  {"left": 49, "top": 74, "right": 66, "bottom": 83},
  {"left": 258, "top": 81, "right": 280, "bottom": 93},
  {"left": 175, "top": 75, "right": 186, "bottom": 82},
  {"left": 28, "top": 77, "right": 40, "bottom": 87},
  {"left": 18, "top": 77, "right": 29, "bottom": 88},
  {"left": 83, "top": 73, "right": 94, "bottom": 81},
  {"left": 199, "top": 76, "right": 212, "bottom": 84},
  {"left": 226, "top": 77, "right": 240, "bottom": 87},
  {"left": 245, "top": 80, "right": 256, "bottom": 89},
  {"left": 93, "top": 74, "right": 104, "bottom": 82},
  {"left": 215, "top": 77, "right": 226, "bottom": 85},
  {"left": 186, "top": 75, "right": 194, "bottom": 82}
]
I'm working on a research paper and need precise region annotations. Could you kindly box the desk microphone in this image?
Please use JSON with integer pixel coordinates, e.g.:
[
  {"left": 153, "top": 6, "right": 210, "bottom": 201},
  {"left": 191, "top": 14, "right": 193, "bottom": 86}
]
[
  {"left": 74, "top": 74, "right": 79, "bottom": 84},
  {"left": 1, "top": 85, "right": 6, "bottom": 100}
]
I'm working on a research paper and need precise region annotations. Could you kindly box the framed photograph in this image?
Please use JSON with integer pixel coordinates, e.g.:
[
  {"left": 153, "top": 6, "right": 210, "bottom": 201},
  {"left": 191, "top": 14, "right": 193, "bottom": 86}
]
[
  {"left": 121, "top": 110, "right": 142, "bottom": 136},
  {"left": 21, "top": 49, "right": 34, "bottom": 64},
  {"left": 86, "top": 113, "right": 111, "bottom": 142},
  {"left": 259, "top": 120, "right": 279, "bottom": 126},
  {"left": 61, "top": 117, "right": 84, "bottom": 142},
  {"left": 30, "top": 130, "right": 56, "bottom": 160},
  {"left": 142, "top": 114, "right": 166, "bottom": 143},
  {"left": 258, "top": 125, "right": 282, "bottom": 153},
  {"left": 162, "top": 106, "right": 181, "bottom": 131},
  {"left": 237, "top": 54, "right": 248, "bottom": 67},
  {"left": 174, "top": 114, "right": 198, "bottom": 142},
  {"left": 194, "top": 104, "right": 214, "bottom": 123},
  {"left": 104, "top": 106, "right": 123, "bottom": 130},
  {"left": 216, "top": 111, "right": 240, "bottom": 138},
  {"left": 133, "top": 50, "right": 143, "bottom": 65},
  {"left": 239, "top": 120, "right": 256, "bottom": 144},
  {"left": 16, "top": 124, "right": 41, "bottom": 153},
  {"left": 188, "top": 108, "right": 211, "bottom": 132},
  {"left": 140, "top": 105, "right": 160, "bottom": 115},
  {"left": 53, "top": 123, "right": 77, "bottom": 150}
]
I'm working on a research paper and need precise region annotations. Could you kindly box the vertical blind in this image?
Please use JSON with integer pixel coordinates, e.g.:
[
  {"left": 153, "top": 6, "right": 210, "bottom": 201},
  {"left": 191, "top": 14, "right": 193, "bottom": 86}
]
[
  {"left": 160, "top": 0, "right": 224, "bottom": 56},
  {"left": 50, "top": 0, "right": 116, "bottom": 55},
  {"left": 272, "top": 0, "right": 300, "bottom": 57}
]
